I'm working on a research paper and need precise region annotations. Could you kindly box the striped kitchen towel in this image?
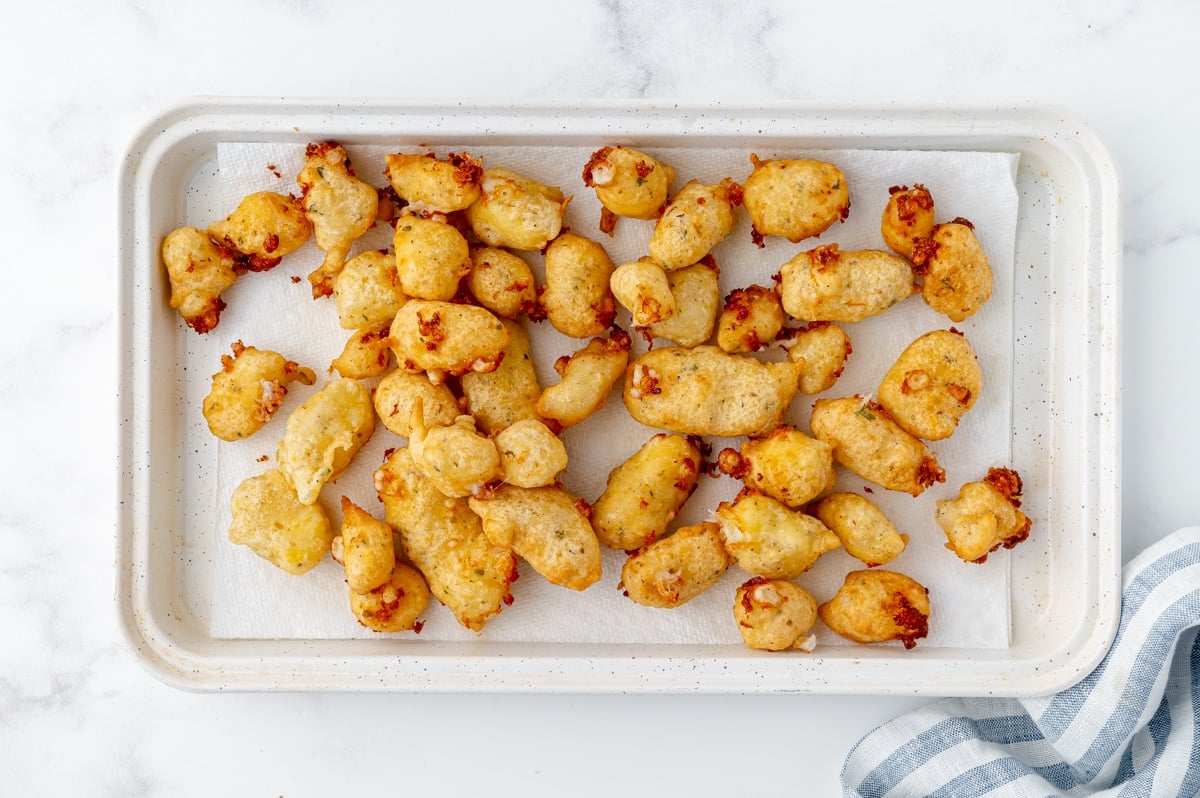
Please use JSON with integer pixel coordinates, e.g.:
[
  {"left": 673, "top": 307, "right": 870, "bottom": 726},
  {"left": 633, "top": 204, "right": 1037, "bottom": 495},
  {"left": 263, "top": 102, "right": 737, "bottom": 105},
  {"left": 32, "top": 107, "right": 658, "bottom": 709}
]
[{"left": 842, "top": 526, "right": 1200, "bottom": 798}]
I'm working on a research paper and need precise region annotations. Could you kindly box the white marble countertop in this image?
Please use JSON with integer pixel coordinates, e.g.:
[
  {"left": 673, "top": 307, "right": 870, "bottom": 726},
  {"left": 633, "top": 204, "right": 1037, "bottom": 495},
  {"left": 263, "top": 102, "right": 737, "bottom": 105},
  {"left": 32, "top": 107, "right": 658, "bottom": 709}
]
[{"left": 5, "top": 0, "right": 1199, "bottom": 793}]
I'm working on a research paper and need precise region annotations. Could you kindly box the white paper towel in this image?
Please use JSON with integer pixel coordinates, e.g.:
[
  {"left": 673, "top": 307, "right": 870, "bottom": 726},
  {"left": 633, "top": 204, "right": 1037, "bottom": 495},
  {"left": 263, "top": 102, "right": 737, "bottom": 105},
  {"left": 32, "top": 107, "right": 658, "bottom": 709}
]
[{"left": 200, "top": 141, "right": 1020, "bottom": 648}]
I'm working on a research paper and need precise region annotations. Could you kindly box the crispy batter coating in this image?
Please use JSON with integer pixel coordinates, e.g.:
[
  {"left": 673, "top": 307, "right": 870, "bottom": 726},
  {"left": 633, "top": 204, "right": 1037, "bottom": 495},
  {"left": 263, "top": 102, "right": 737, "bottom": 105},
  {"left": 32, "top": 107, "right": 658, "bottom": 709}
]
[
  {"left": 582, "top": 145, "right": 675, "bottom": 221},
  {"left": 716, "top": 284, "right": 784, "bottom": 353},
  {"left": 337, "top": 496, "right": 395, "bottom": 594},
  {"left": 297, "top": 142, "right": 379, "bottom": 298},
  {"left": 393, "top": 216, "right": 472, "bottom": 301},
  {"left": 819, "top": 569, "right": 930, "bottom": 649},
  {"left": 227, "top": 469, "right": 332, "bottom": 575},
  {"left": 911, "top": 220, "right": 992, "bottom": 322},
  {"left": 330, "top": 325, "right": 391, "bottom": 379},
  {"left": 494, "top": 419, "right": 567, "bottom": 488},
  {"left": 809, "top": 396, "right": 945, "bottom": 496},
  {"left": 332, "top": 249, "right": 407, "bottom": 331},
  {"left": 714, "top": 490, "right": 840, "bottom": 579},
  {"left": 407, "top": 404, "right": 502, "bottom": 499},
  {"left": 649, "top": 178, "right": 741, "bottom": 271},
  {"left": 621, "top": 522, "right": 730, "bottom": 609},
  {"left": 742, "top": 156, "right": 849, "bottom": 244},
  {"left": 715, "top": 426, "right": 835, "bottom": 508},
  {"left": 812, "top": 492, "right": 909, "bottom": 567},
  {"left": 276, "top": 378, "right": 375, "bottom": 505},
  {"left": 541, "top": 232, "right": 617, "bottom": 338},
  {"left": 202, "top": 341, "right": 316, "bottom": 441},
  {"left": 348, "top": 560, "right": 430, "bottom": 633},
  {"left": 388, "top": 299, "right": 510, "bottom": 382},
  {"left": 466, "top": 246, "right": 537, "bottom": 319},
  {"left": 878, "top": 329, "right": 981, "bottom": 440},
  {"left": 384, "top": 151, "right": 483, "bottom": 213},
  {"left": 535, "top": 328, "right": 631, "bottom": 430},
  {"left": 374, "top": 447, "right": 516, "bottom": 632},
  {"left": 623, "top": 346, "right": 801, "bottom": 438},
  {"left": 161, "top": 226, "right": 240, "bottom": 333},
  {"left": 645, "top": 256, "right": 721, "bottom": 347},
  {"left": 208, "top": 191, "right": 311, "bottom": 271},
  {"left": 881, "top": 184, "right": 935, "bottom": 261},
  {"left": 783, "top": 322, "right": 853, "bottom": 395},
  {"left": 734, "top": 577, "right": 819, "bottom": 652},
  {"left": 611, "top": 257, "right": 676, "bottom": 325},
  {"left": 592, "top": 434, "right": 701, "bottom": 551},
  {"left": 372, "top": 368, "right": 460, "bottom": 438},
  {"left": 935, "top": 467, "right": 1032, "bottom": 563},
  {"left": 465, "top": 167, "right": 569, "bottom": 251},
  {"left": 459, "top": 319, "right": 542, "bottom": 434},
  {"left": 777, "top": 244, "right": 916, "bottom": 323},
  {"left": 470, "top": 485, "right": 602, "bottom": 591}
]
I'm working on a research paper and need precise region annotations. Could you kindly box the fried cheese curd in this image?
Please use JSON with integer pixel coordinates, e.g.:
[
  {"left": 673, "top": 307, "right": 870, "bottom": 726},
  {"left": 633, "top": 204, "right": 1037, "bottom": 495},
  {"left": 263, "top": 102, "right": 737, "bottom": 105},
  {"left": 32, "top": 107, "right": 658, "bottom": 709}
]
[
  {"left": 407, "top": 403, "right": 502, "bottom": 499},
  {"left": 535, "top": 328, "right": 631, "bottom": 430},
  {"left": 276, "top": 378, "right": 375, "bottom": 505},
  {"left": 713, "top": 489, "right": 840, "bottom": 579},
  {"left": 648, "top": 178, "right": 742, "bottom": 271},
  {"left": 465, "top": 167, "right": 569, "bottom": 251},
  {"left": 469, "top": 485, "right": 602, "bottom": 591},
  {"left": 334, "top": 496, "right": 396, "bottom": 595},
  {"left": 161, "top": 226, "right": 240, "bottom": 333},
  {"left": 582, "top": 145, "right": 676, "bottom": 228},
  {"left": 811, "top": 492, "right": 909, "bottom": 568},
  {"left": 878, "top": 329, "right": 981, "bottom": 441},
  {"left": 741, "top": 156, "right": 850, "bottom": 245},
  {"left": 621, "top": 522, "right": 730, "bottom": 609},
  {"left": 935, "top": 467, "right": 1032, "bottom": 563},
  {"left": 781, "top": 322, "right": 853, "bottom": 395},
  {"left": 460, "top": 319, "right": 543, "bottom": 434},
  {"left": 330, "top": 325, "right": 391, "bottom": 379},
  {"left": 623, "top": 346, "right": 801, "bottom": 438},
  {"left": 389, "top": 299, "right": 510, "bottom": 382},
  {"left": 777, "top": 244, "right": 916, "bottom": 323},
  {"left": 332, "top": 249, "right": 407, "bottom": 331},
  {"left": 297, "top": 142, "right": 379, "bottom": 298},
  {"left": 716, "top": 426, "right": 835, "bottom": 508},
  {"left": 202, "top": 340, "right": 316, "bottom": 441},
  {"left": 374, "top": 447, "right": 516, "bottom": 632},
  {"left": 372, "top": 368, "right": 460, "bottom": 438},
  {"left": 645, "top": 256, "right": 721, "bottom": 347},
  {"left": 384, "top": 151, "right": 483, "bottom": 213},
  {"left": 207, "top": 191, "right": 312, "bottom": 272},
  {"left": 592, "top": 433, "right": 701, "bottom": 551},
  {"left": 809, "top": 396, "right": 945, "bottom": 497},
  {"left": 881, "top": 184, "right": 935, "bottom": 261},
  {"left": 227, "top": 468, "right": 332, "bottom": 575},
  {"left": 911, "top": 219, "right": 992, "bottom": 323},
  {"left": 716, "top": 284, "right": 784, "bottom": 354},
  {"left": 819, "top": 569, "right": 930, "bottom": 649},
  {"left": 393, "top": 216, "right": 472, "bottom": 301},
  {"left": 494, "top": 419, "right": 567, "bottom": 488},
  {"left": 348, "top": 560, "right": 431, "bottom": 634},
  {"left": 610, "top": 257, "right": 676, "bottom": 326},
  {"left": 540, "top": 232, "right": 617, "bottom": 338},
  {"left": 466, "top": 246, "right": 537, "bottom": 320},
  {"left": 734, "top": 577, "right": 819, "bottom": 652}
]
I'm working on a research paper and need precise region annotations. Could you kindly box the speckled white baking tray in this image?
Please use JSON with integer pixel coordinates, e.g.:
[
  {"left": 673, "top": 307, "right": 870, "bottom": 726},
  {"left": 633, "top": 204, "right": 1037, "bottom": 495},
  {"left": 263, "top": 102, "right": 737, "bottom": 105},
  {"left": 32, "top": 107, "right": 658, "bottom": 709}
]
[{"left": 117, "top": 101, "right": 1120, "bottom": 693}]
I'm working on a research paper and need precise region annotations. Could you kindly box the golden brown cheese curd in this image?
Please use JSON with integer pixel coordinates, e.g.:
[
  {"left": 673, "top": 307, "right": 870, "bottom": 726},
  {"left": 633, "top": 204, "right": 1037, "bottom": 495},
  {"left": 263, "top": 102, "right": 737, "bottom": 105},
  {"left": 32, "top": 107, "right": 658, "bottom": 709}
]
[
  {"left": 582, "top": 145, "right": 675, "bottom": 220},
  {"left": 161, "top": 226, "right": 240, "bottom": 333},
  {"left": 819, "top": 569, "right": 930, "bottom": 649},
  {"left": 881, "top": 184, "right": 935, "bottom": 261},
  {"left": 228, "top": 469, "right": 332, "bottom": 575},
  {"left": 610, "top": 258, "right": 676, "bottom": 325},
  {"left": 911, "top": 219, "right": 992, "bottom": 322},
  {"left": 713, "top": 490, "right": 840, "bottom": 579},
  {"left": 878, "top": 329, "right": 981, "bottom": 441},
  {"left": 297, "top": 142, "right": 380, "bottom": 298},
  {"left": 535, "top": 328, "right": 631, "bottom": 431},
  {"left": 207, "top": 191, "right": 311, "bottom": 272},
  {"left": 783, "top": 322, "right": 853, "bottom": 395},
  {"left": 541, "top": 232, "right": 617, "bottom": 338},
  {"left": 465, "top": 167, "right": 569, "bottom": 251},
  {"left": 623, "top": 346, "right": 801, "bottom": 438},
  {"left": 372, "top": 368, "right": 460, "bottom": 438},
  {"left": 716, "top": 426, "right": 835, "bottom": 508},
  {"left": 374, "top": 447, "right": 516, "bottom": 632},
  {"left": 592, "top": 433, "right": 701, "bottom": 551},
  {"left": 809, "top": 396, "right": 945, "bottom": 497},
  {"left": 811, "top": 492, "right": 909, "bottom": 568},
  {"left": 276, "top": 378, "right": 375, "bottom": 506},
  {"left": 645, "top": 256, "right": 721, "bottom": 348},
  {"left": 935, "top": 467, "right": 1032, "bottom": 563},
  {"left": 742, "top": 156, "right": 849, "bottom": 244},
  {"left": 777, "top": 244, "right": 916, "bottom": 323},
  {"left": 336, "top": 496, "right": 396, "bottom": 594},
  {"left": 469, "top": 485, "right": 602, "bottom": 591},
  {"left": 384, "top": 151, "right": 483, "bottom": 213},
  {"left": 407, "top": 405, "right": 502, "bottom": 499},
  {"left": 389, "top": 299, "right": 510, "bottom": 382},
  {"left": 466, "top": 246, "right": 537, "bottom": 319},
  {"left": 330, "top": 326, "right": 391, "bottom": 379},
  {"left": 494, "top": 419, "right": 567, "bottom": 488},
  {"left": 734, "top": 577, "right": 819, "bottom": 652},
  {"left": 621, "top": 522, "right": 730, "bottom": 609},
  {"left": 648, "top": 178, "right": 741, "bottom": 271},
  {"left": 332, "top": 249, "right": 407, "bottom": 331},
  {"left": 202, "top": 340, "right": 316, "bottom": 441},
  {"left": 460, "top": 319, "right": 543, "bottom": 434},
  {"left": 716, "top": 284, "right": 784, "bottom": 353},
  {"left": 393, "top": 216, "right": 472, "bottom": 301},
  {"left": 348, "top": 560, "right": 430, "bottom": 633}
]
